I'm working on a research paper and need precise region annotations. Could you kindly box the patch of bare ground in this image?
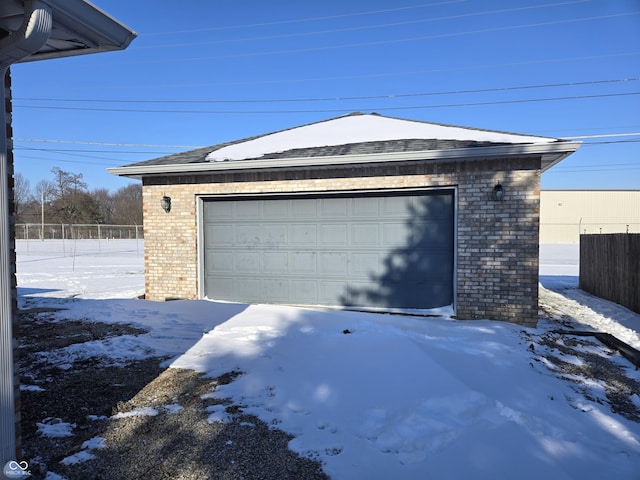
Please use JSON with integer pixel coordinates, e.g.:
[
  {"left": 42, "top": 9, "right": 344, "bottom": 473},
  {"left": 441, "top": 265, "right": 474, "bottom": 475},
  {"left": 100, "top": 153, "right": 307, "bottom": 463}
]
[
  {"left": 18, "top": 311, "right": 327, "bottom": 480},
  {"left": 531, "top": 303, "right": 640, "bottom": 423}
]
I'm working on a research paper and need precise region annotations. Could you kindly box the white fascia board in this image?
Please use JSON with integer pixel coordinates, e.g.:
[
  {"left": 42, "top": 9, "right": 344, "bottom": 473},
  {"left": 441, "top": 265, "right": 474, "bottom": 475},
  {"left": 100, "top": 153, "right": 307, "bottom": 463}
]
[
  {"left": 109, "top": 142, "right": 581, "bottom": 178},
  {"left": 17, "top": 0, "right": 136, "bottom": 62}
]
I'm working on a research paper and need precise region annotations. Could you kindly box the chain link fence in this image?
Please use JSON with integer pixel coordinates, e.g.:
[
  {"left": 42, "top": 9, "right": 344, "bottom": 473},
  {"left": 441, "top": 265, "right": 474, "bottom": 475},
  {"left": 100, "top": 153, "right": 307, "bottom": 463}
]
[{"left": 15, "top": 223, "right": 143, "bottom": 241}]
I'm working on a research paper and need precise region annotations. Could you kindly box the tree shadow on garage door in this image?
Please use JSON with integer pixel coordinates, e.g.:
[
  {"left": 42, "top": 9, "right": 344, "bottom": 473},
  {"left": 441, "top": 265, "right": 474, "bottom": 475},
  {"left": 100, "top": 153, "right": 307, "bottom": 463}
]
[{"left": 339, "top": 192, "right": 454, "bottom": 311}]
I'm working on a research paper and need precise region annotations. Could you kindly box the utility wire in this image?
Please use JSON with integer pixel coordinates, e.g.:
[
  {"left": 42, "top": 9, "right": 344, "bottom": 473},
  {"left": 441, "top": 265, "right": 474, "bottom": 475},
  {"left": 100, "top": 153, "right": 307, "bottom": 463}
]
[
  {"left": 16, "top": 154, "right": 121, "bottom": 166},
  {"left": 15, "top": 78, "right": 640, "bottom": 105},
  {"left": 14, "top": 139, "right": 202, "bottom": 149},
  {"left": 15, "top": 146, "right": 172, "bottom": 155},
  {"left": 143, "top": 0, "right": 467, "bottom": 36},
  {"left": 13, "top": 133, "right": 640, "bottom": 150},
  {"left": 123, "top": 12, "right": 640, "bottom": 64},
  {"left": 50, "top": 52, "right": 640, "bottom": 90},
  {"left": 13, "top": 92, "right": 640, "bottom": 114},
  {"left": 16, "top": 140, "right": 640, "bottom": 171},
  {"left": 137, "top": 1, "right": 588, "bottom": 49}
]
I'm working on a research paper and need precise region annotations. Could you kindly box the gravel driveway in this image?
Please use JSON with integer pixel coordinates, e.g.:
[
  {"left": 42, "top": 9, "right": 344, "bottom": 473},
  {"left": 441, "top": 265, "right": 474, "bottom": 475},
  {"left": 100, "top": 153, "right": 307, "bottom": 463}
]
[
  {"left": 18, "top": 310, "right": 328, "bottom": 480},
  {"left": 18, "top": 295, "right": 640, "bottom": 479}
]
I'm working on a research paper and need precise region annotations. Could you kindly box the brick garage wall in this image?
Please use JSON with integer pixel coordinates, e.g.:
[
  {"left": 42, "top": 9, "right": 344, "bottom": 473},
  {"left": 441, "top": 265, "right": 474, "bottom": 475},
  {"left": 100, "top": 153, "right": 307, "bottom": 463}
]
[{"left": 142, "top": 156, "right": 541, "bottom": 325}]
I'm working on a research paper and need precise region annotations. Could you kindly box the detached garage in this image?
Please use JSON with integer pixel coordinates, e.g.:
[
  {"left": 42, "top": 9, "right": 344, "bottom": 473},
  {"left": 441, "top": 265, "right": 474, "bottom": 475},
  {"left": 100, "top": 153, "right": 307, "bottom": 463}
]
[{"left": 110, "top": 112, "right": 580, "bottom": 325}]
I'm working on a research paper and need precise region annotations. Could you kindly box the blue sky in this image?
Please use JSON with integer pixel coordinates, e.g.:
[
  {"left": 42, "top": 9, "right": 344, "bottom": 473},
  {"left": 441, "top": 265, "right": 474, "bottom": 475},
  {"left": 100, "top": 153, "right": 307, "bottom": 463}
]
[{"left": 9, "top": 0, "right": 640, "bottom": 193}]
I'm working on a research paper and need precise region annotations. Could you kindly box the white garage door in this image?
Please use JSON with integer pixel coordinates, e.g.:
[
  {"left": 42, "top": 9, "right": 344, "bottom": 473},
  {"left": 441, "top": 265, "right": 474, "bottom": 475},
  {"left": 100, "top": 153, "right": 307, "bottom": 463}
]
[{"left": 202, "top": 189, "right": 454, "bottom": 310}]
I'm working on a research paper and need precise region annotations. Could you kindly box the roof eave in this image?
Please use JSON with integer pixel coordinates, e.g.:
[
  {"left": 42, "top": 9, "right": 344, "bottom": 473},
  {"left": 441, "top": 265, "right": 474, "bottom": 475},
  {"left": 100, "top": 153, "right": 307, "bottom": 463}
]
[
  {"left": 109, "top": 142, "right": 582, "bottom": 179},
  {"left": 15, "top": 0, "right": 136, "bottom": 62}
]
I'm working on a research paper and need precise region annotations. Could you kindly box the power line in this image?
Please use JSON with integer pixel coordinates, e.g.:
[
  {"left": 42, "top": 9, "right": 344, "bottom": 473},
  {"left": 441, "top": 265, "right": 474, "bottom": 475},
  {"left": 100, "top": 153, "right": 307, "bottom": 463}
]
[
  {"left": 566, "top": 132, "right": 640, "bottom": 140},
  {"left": 15, "top": 146, "right": 172, "bottom": 155},
  {"left": 123, "top": 12, "right": 640, "bottom": 64},
  {"left": 14, "top": 139, "right": 202, "bottom": 149},
  {"left": 13, "top": 133, "right": 640, "bottom": 150},
  {"left": 534, "top": 125, "right": 640, "bottom": 134},
  {"left": 137, "top": 1, "right": 588, "bottom": 50},
  {"left": 580, "top": 139, "right": 640, "bottom": 146},
  {"left": 142, "top": 1, "right": 467, "bottom": 36},
  {"left": 13, "top": 92, "right": 640, "bottom": 114},
  {"left": 15, "top": 155, "right": 122, "bottom": 166},
  {"left": 15, "top": 78, "right": 640, "bottom": 105},
  {"left": 52, "top": 52, "right": 640, "bottom": 90}
]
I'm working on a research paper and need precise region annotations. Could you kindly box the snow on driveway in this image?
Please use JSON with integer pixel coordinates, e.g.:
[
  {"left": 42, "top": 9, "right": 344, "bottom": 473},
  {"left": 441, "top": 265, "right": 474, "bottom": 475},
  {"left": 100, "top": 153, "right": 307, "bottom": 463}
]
[{"left": 15, "top": 240, "right": 640, "bottom": 479}]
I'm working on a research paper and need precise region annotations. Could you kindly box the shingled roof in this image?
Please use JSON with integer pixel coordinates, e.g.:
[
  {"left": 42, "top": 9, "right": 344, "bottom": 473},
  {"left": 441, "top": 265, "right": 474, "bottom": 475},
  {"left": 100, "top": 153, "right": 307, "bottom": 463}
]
[{"left": 110, "top": 112, "right": 580, "bottom": 177}]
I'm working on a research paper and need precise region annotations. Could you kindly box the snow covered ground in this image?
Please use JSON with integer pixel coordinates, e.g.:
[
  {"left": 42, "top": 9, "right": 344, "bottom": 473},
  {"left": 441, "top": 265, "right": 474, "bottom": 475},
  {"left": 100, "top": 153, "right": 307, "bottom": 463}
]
[{"left": 15, "top": 239, "right": 640, "bottom": 479}]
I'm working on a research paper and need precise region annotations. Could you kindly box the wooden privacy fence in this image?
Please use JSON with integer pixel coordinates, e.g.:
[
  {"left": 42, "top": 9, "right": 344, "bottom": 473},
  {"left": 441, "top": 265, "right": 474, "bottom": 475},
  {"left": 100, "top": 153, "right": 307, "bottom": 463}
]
[{"left": 580, "top": 234, "right": 640, "bottom": 314}]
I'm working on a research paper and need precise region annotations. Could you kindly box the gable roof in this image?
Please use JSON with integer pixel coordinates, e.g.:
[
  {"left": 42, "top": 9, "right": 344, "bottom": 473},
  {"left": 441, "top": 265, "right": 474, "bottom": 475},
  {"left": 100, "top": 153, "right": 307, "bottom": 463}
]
[{"left": 110, "top": 112, "right": 581, "bottom": 178}]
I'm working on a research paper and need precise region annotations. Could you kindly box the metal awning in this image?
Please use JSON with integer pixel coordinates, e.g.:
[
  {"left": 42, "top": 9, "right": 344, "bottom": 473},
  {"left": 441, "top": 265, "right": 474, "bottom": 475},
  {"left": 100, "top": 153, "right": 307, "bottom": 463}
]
[{"left": 0, "top": 0, "right": 136, "bottom": 62}]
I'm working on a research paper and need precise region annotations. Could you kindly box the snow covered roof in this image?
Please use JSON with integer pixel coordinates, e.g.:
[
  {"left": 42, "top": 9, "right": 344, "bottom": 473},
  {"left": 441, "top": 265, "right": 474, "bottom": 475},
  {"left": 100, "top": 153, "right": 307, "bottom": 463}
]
[
  {"left": 204, "top": 112, "right": 556, "bottom": 162},
  {"left": 110, "top": 112, "right": 580, "bottom": 178}
]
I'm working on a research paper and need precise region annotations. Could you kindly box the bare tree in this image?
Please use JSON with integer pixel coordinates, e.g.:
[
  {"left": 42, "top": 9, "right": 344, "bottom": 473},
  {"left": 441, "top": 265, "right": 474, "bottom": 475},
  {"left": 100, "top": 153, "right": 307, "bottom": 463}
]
[
  {"left": 17, "top": 168, "right": 142, "bottom": 228},
  {"left": 92, "top": 187, "right": 114, "bottom": 223},
  {"left": 13, "top": 172, "right": 31, "bottom": 221},
  {"left": 111, "top": 183, "right": 142, "bottom": 225},
  {"left": 50, "top": 167, "right": 89, "bottom": 224},
  {"left": 34, "top": 179, "right": 55, "bottom": 201}
]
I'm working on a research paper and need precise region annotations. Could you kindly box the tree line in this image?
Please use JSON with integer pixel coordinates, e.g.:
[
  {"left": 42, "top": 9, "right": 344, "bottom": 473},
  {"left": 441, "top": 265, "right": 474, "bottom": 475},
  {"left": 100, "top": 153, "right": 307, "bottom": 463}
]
[{"left": 14, "top": 167, "right": 142, "bottom": 226}]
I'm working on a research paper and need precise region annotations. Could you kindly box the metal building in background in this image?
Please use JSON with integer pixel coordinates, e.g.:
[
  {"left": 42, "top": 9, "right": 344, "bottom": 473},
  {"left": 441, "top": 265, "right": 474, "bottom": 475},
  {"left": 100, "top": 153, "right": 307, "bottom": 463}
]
[{"left": 540, "top": 190, "right": 640, "bottom": 243}]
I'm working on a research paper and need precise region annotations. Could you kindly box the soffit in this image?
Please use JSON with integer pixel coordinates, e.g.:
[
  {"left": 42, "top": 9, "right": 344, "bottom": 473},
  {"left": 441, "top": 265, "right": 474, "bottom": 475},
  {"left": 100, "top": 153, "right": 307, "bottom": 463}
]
[{"left": 0, "top": 0, "right": 136, "bottom": 62}]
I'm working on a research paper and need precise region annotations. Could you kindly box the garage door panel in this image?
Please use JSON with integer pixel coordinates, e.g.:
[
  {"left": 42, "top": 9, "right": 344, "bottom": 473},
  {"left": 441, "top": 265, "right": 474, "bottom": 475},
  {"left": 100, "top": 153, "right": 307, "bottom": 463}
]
[
  {"left": 207, "top": 225, "right": 234, "bottom": 245},
  {"left": 240, "top": 278, "right": 261, "bottom": 300},
  {"left": 235, "top": 225, "right": 261, "bottom": 246},
  {"left": 350, "top": 252, "right": 383, "bottom": 277},
  {"left": 383, "top": 223, "right": 411, "bottom": 247},
  {"left": 263, "top": 278, "right": 289, "bottom": 302},
  {"left": 203, "top": 190, "right": 454, "bottom": 310},
  {"left": 205, "top": 205, "right": 232, "bottom": 220},
  {"left": 318, "top": 280, "right": 349, "bottom": 305},
  {"left": 318, "top": 252, "right": 348, "bottom": 275},
  {"left": 264, "top": 201, "right": 289, "bottom": 217},
  {"left": 321, "top": 198, "right": 348, "bottom": 217},
  {"left": 412, "top": 221, "right": 455, "bottom": 246},
  {"left": 319, "top": 224, "right": 348, "bottom": 245},
  {"left": 263, "top": 252, "right": 288, "bottom": 273},
  {"left": 292, "top": 199, "right": 317, "bottom": 217},
  {"left": 352, "top": 197, "right": 380, "bottom": 217},
  {"left": 382, "top": 196, "right": 411, "bottom": 216},
  {"left": 291, "top": 225, "right": 317, "bottom": 245},
  {"left": 411, "top": 253, "right": 454, "bottom": 278},
  {"left": 262, "top": 224, "right": 288, "bottom": 246},
  {"left": 291, "top": 280, "right": 318, "bottom": 303},
  {"left": 352, "top": 224, "right": 380, "bottom": 245},
  {"left": 236, "top": 201, "right": 260, "bottom": 218},
  {"left": 207, "top": 251, "right": 234, "bottom": 273},
  {"left": 412, "top": 195, "right": 452, "bottom": 217},
  {"left": 209, "top": 277, "right": 235, "bottom": 298},
  {"left": 392, "top": 283, "right": 450, "bottom": 309},
  {"left": 234, "top": 252, "right": 260, "bottom": 272},
  {"left": 291, "top": 252, "right": 316, "bottom": 273}
]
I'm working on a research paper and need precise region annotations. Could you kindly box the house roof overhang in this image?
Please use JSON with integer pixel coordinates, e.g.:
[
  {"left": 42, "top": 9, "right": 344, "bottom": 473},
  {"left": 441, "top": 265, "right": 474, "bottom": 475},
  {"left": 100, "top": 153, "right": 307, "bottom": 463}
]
[
  {"left": 0, "top": 0, "right": 136, "bottom": 63},
  {"left": 109, "top": 141, "right": 582, "bottom": 179}
]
